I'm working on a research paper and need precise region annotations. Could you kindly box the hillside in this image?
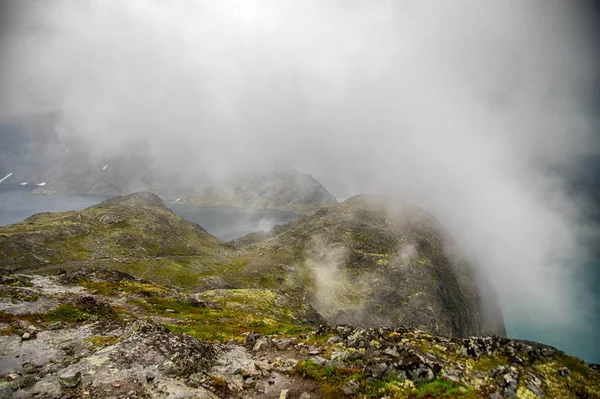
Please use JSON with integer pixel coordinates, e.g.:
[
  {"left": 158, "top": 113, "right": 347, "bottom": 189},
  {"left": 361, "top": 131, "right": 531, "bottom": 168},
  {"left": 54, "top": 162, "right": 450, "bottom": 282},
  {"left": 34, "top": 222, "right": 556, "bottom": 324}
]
[
  {"left": 234, "top": 195, "right": 505, "bottom": 337},
  {"left": 0, "top": 192, "right": 597, "bottom": 398}
]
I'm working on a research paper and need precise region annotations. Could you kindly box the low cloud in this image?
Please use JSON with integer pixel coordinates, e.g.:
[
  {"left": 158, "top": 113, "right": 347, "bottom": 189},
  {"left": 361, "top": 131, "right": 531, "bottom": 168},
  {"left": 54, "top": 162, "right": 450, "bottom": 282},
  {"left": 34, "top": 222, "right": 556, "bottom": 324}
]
[{"left": 1, "top": 0, "right": 599, "bottom": 346}]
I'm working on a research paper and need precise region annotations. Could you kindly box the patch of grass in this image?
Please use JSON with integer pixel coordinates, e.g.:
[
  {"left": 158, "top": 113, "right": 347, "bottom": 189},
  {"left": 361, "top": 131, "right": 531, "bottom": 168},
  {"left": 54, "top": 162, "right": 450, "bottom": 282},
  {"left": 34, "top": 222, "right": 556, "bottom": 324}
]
[
  {"left": 46, "top": 304, "right": 90, "bottom": 323},
  {"left": 294, "top": 360, "right": 364, "bottom": 398},
  {"left": 130, "top": 294, "right": 312, "bottom": 343},
  {"left": 557, "top": 354, "right": 590, "bottom": 378},
  {"left": 472, "top": 355, "right": 509, "bottom": 372},
  {"left": 82, "top": 280, "right": 169, "bottom": 297},
  {"left": 412, "top": 378, "right": 473, "bottom": 398}
]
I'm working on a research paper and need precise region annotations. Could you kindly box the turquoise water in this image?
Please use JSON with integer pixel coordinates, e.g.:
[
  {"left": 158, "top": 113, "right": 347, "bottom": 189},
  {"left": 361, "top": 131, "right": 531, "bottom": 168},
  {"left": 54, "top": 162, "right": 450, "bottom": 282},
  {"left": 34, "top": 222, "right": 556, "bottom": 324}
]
[{"left": 507, "top": 260, "right": 600, "bottom": 363}]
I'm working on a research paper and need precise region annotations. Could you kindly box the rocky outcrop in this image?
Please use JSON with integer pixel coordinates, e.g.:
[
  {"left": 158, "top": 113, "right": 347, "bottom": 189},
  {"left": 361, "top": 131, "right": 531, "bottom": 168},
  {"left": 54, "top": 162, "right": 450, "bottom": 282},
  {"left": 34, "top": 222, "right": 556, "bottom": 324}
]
[{"left": 235, "top": 194, "right": 506, "bottom": 338}]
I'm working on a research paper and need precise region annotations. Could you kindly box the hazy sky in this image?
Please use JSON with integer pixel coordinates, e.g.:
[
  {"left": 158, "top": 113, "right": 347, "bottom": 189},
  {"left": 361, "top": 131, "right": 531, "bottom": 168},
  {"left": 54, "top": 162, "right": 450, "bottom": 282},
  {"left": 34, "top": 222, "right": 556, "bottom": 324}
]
[{"left": 1, "top": 0, "right": 599, "bottom": 346}]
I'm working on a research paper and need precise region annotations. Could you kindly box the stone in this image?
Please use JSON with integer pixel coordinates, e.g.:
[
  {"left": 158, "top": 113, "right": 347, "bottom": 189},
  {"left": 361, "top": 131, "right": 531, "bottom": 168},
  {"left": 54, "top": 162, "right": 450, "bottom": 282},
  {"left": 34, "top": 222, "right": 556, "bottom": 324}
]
[
  {"left": 408, "top": 365, "right": 435, "bottom": 383},
  {"left": 309, "top": 356, "right": 327, "bottom": 366},
  {"left": 245, "top": 332, "right": 260, "bottom": 347},
  {"left": 383, "top": 347, "right": 399, "bottom": 357},
  {"left": 26, "top": 325, "right": 37, "bottom": 335},
  {"left": 325, "top": 360, "right": 346, "bottom": 369},
  {"left": 299, "top": 393, "right": 312, "bottom": 399},
  {"left": 308, "top": 346, "right": 321, "bottom": 355},
  {"left": 146, "top": 371, "right": 156, "bottom": 382},
  {"left": 7, "top": 374, "right": 19, "bottom": 381},
  {"left": 279, "top": 389, "right": 289, "bottom": 399},
  {"left": 165, "top": 309, "right": 175, "bottom": 313},
  {"left": 557, "top": 367, "right": 571, "bottom": 377},
  {"left": 17, "top": 375, "right": 37, "bottom": 389},
  {"left": 252, "top": 337, "right": 271, "bottom": 351},
  {"left": 272, "top": 338, "right": 297, "bottom": 350},
  {"left": 58, "top": 371, "right": 81, "bottom": 388},
  {"left": 89, "top": 315, "right": 99, "bottom": 321},
  {"left": 243, "top": 378, "right": 256, "bottom": 389},
  {"left": 254, "top": 361, "right": 273, "bottom": 372},
  {"left": 326, "top": 336, "right": 342, "bottom": 344},
  {"left": 342, "top": 380, "right": 360, "bottom": 395},
  {"left": 331, "top": 351, "right": 349, "bottom": 362},
  {"left": 48, "top": 321, "right": 63, "bottom": 330},
  {"left": 21, "top": 332, "right": 31, "bottom": 340},
  {"left": 21, "top": 361, "right": 37, "bottom": 375}
]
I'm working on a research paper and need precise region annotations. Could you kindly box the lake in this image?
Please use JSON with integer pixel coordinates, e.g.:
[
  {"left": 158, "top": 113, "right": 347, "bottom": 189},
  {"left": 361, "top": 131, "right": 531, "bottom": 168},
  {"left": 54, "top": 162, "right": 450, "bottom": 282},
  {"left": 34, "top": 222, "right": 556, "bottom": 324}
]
[{"left": 0, "top": 185, "right": 296, "bottom": 241}]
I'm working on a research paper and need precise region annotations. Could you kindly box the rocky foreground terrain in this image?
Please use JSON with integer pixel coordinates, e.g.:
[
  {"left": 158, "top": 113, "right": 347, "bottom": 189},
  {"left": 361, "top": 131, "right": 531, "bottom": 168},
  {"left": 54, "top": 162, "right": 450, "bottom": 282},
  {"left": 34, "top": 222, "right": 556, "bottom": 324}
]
[{"left": 0, "top": 192, "right": 598, "bottom": 398}]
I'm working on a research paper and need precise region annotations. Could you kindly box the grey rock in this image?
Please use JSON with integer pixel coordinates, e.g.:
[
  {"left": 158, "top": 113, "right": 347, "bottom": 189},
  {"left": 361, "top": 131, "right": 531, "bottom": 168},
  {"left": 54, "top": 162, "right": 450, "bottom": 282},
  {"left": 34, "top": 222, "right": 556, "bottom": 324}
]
[
  {"left": 557, "top": 367, "right": 571, "bottom": 377},
  {"left": 331, "top": 351, "right": 349, "bottom": 362},
  {"left": 342, "top": 380, "right": 360, "bottom": 395},
  {"left": 408, "top": 365, "right": 435, "bottom": 383},
  {"left": 383, "top": 347, "right": 399, "bottom": 357},
  {"left": 21, "top": 361, "right": 37, "bottom": 375},
  {"left": 21, "top": 332, "right": 31, "bottom": 340},
  {"left": 243, "top": 378, "right": 256, "bottom": 389},
  {"left": 299, "top": 393, "right": 312, "bottom": 399},
  {"left": 245, "top": 332, "right": 260, "bottom": 347},
  {"left": 17, "top": 375, "right": 37, "bottom": 389},
  {"left": 146, "top": 371, "right": 156, "bottom": 382},
  {"left": 48, "top": 321, "right": 63, "bottom": 330},
  {"left": 326, "top": 336, "right": 342, "bottom": 344},
  {"left": 325, "top": 360, "right": 346, "bottom": 369},
  {"left": 252, "top": 337, "right": 272, "bottom": 351},
  {"left": 279, "top": 389, "right": 290, "bottom": 399},
  {"left": 58, "top": 371, "right": 81, "bottom": 388},
  {"left": 272, "top": 338, "right": 297, "bottom": 350},
  {"left": 308, "top": 346, "right": 321, "bottom": 355},
  {"left": 309, "top": 356, "right": 327, "bottom": 366}
]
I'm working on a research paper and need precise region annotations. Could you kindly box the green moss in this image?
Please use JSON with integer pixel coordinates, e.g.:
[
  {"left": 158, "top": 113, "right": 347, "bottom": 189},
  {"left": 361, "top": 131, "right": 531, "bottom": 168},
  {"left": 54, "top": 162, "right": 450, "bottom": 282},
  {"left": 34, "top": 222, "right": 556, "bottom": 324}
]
[
  {"left": 557, "top": 354, "right": 591, "bottom": 378},
  {"left": 294, "top": 361, "right": 364, "bottom": 398},
  {"left": 413, "top": 378, "right": 473, "bottom": 398},
  {"left": 46, "top": 304, "right": 90, "bottom": 323},
  {"left": 128, "top": 292, "right": 312, "bottom": 343},
  {"left": 472, "top": 355, "right": 509, "bottom": 372}
]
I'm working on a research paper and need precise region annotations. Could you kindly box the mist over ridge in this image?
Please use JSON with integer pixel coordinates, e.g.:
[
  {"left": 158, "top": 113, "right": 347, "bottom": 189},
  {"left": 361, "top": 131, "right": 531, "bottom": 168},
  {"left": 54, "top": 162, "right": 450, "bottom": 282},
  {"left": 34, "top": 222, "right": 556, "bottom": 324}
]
[{"left": 1, "top": 0, "right": 599, "bottom": 359}]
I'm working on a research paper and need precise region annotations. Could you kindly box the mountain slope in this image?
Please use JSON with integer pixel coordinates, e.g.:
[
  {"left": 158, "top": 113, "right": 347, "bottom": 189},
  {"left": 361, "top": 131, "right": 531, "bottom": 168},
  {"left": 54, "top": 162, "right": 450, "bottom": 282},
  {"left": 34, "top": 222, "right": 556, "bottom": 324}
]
[
  {"left": 0, "top": 192, "right": 223, "bottom": 270},
  {"left": 235, "top": 194, "right": 505, "bottom": 337}
]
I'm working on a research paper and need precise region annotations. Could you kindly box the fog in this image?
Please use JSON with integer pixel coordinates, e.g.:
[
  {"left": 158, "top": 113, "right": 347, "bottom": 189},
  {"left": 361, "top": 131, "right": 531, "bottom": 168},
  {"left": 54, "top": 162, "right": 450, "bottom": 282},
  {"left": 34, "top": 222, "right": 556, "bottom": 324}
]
[{"left": 1, "top": 1, "right": 599, "bottom": 348}]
